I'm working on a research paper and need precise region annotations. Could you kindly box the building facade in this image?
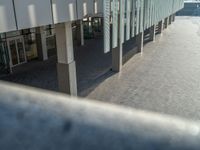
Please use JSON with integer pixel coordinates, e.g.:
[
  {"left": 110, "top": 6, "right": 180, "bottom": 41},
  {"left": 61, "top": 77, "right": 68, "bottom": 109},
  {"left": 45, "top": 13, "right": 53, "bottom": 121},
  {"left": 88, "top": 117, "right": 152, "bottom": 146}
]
[{"left": 0, "top": 0, "right": 184, "bottom": 95}]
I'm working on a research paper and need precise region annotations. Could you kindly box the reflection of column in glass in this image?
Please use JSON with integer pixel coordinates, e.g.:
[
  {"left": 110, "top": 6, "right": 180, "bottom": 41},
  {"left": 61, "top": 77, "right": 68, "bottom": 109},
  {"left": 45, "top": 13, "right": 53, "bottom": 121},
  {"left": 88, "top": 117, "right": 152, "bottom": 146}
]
[
  {"left": 83, "top": 2, "right": 87, "bottom": 16},
  {"left": 68, "top": 3, "right": 75, "bottom": 21},
  {"left": 89, "top": 17, "right": 92, "bottom": 34},
  {"left": 52, "top": 3, "right": 58, "bottom": 23},
  {"left": 28, "top": 4, "right": 37, "bottom": 26},
  {"left": 94, "top": 0, "right": 98, "bottom": 14}
]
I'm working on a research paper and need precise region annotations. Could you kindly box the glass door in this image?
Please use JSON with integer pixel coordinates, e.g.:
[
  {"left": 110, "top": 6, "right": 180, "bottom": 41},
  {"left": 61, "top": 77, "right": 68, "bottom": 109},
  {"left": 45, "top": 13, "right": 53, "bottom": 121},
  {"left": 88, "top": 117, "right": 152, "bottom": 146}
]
[
  {"left": 7, "top": 36, "right": 27, "bottom": 67},
  {"left": 16, "top": 38, "right": 26, "bottom": 63},
  {"left": 0, "top": 42, "right": 10, "bottom": 74}
]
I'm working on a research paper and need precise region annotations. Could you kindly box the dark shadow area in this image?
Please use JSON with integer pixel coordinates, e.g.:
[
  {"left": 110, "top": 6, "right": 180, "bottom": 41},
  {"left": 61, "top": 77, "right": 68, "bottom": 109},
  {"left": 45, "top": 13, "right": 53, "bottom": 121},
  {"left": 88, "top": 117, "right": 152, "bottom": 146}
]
[
  {"left": 122, "top": 37, "right": 138, "bottom": 64},
  {"left": 0, "top": 26, "right": 163, "bottom": 97},
  {"left": 74, "top": 38, "right": 113, "bottom": 96},
  {"left": 0, "top": 38, "right": 114, "bottom": 97}
]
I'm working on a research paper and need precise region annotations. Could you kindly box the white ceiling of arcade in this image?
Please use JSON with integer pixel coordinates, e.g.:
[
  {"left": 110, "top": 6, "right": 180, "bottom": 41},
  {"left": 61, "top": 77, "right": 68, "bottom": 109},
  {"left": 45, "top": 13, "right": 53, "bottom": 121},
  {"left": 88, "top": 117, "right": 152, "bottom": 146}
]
[{"left": 0, "top": 0, "right": 103, "bottom": 33}]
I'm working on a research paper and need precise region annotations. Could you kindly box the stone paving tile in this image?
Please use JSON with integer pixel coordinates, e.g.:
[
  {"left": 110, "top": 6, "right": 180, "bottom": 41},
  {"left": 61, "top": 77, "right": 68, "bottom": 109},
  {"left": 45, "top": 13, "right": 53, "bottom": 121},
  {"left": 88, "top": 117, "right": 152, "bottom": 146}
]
[{"left": 86, "top": 17, "right": 200, "bottom": 121}]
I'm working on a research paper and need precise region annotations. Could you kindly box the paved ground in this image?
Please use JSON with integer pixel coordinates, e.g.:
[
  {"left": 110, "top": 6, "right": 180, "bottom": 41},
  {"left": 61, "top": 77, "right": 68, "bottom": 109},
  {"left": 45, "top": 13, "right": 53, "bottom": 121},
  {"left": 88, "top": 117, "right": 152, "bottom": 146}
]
[
  {"left": 87, "top": 17, "right": 200, "bottom": 121},
  {"left": 2, "top": 17, "right": 200, "bottom": 121}
]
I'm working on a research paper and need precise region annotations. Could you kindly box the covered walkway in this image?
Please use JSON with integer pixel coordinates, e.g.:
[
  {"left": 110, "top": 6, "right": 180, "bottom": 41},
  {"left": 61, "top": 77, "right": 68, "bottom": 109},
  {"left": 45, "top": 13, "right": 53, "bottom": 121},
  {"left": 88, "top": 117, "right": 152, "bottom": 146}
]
[{"left": 2, "top": 17, "right": 200, "bottom": 121}]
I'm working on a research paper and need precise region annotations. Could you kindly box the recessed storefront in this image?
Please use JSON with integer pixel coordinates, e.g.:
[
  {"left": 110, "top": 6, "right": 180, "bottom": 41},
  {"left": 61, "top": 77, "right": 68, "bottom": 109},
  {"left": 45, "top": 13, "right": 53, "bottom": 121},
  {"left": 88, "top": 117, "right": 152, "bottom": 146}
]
[{"left": 0, "top": 26, "right": 57, "bottom": 74}]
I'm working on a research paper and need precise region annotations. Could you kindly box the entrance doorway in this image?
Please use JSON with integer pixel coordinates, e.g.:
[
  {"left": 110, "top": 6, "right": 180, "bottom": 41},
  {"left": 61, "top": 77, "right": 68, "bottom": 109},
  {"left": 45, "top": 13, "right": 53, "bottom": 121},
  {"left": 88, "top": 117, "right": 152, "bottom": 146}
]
[{"left": 7, "top": 36, "right": 27, "bottom": 72}]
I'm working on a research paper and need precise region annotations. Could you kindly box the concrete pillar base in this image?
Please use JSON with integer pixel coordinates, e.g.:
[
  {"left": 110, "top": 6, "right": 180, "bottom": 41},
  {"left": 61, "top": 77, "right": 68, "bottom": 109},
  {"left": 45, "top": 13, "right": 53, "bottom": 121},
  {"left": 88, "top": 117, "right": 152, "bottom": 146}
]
[
  {"left": 112, "top": 46, "right": 122, "bottom": 72},
  {"left": 158, "top": 20, "right": 163, "bottom": 34},
  {"left": 57, "top": 61, "right": 77, "bottom": 96},
  {"left": 149, "top": 25, "right": 156, "bottom": 42},
  {"left": 136, "top": 32, "right": 144, "bottom": 53}
]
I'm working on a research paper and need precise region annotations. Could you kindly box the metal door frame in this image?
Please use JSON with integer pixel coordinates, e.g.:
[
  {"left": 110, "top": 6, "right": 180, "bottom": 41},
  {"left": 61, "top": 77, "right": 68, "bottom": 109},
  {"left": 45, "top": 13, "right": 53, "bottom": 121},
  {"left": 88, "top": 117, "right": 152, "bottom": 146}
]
[{"left": 7, "top": 36, "right": 27, "bottom": 70}]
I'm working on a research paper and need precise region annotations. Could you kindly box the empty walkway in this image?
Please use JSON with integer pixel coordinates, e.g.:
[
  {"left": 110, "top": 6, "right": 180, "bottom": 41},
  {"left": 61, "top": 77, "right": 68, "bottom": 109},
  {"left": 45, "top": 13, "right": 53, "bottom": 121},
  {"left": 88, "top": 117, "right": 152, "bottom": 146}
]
[{"left": 87, "top": 17, "right": 200, "bottom": 121}]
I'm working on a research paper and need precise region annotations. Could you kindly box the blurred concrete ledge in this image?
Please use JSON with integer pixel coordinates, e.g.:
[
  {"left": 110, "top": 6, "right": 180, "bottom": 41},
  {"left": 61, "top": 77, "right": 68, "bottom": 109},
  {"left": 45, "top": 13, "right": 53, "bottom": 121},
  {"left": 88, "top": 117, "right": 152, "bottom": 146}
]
[{"left": 0, "top": 81, "right": 200, "bottom": 150}]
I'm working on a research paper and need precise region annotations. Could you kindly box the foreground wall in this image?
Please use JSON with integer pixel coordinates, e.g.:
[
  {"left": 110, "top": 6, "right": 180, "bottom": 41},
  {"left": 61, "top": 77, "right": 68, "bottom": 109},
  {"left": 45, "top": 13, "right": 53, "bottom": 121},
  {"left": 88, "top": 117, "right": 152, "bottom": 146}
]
[{"left": 0, "top": 81, "right": 200, "bottom": 149}]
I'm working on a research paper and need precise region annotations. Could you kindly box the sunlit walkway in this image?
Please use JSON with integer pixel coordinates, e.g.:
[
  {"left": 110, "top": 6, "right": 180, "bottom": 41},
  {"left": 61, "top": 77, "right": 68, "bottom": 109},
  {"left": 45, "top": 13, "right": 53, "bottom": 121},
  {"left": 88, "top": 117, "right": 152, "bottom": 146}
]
[{"left": 87, "top": 17, "right": 200, "bottom": 121}]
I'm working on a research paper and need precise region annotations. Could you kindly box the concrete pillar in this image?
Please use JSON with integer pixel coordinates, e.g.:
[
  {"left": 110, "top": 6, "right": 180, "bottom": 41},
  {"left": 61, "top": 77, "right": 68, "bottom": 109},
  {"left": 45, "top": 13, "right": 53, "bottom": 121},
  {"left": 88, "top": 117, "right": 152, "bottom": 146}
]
[
  {"left": 136, "top": 32, "right": 144, "bottom": 53},
  {"left": 36, "top": 27, "right": 48, "bottom": 61},
  {"left": 55, "top": 22, "right": 77, "bottom": 96},
  {"left": 158, "top": 20, "right": 164, "bottom": 34},
  {"left": 164, "top": 17, "right": 168, "bottom": 29},
  {"left": 112, "top": 45, "right": 123, "bottom": 72},
  {"left": 80, "top": 20, "right": 84, "bottom": 46},
  {"left": 172, "top": 14, "right": 176, "bottom": 22},
  {"left": 149, "top": 25, "right": 156, "bottom": 42},
  {"left": 76, "top": 20, "right": 84, "bottom": 46},
  {"left": 169, "top": 16, "right": 172, "bottom": 25}
]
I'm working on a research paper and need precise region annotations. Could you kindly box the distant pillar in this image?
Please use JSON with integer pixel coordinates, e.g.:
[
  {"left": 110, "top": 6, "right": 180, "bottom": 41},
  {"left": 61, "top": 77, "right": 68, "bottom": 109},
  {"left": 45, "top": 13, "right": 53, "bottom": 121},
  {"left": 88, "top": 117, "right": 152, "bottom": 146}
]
[
  {"left": 149, "top": 25, "right": 156, "bottom": 42},
  {"left": 172, "top": 14, "right": 176, "bottom": 22},
  {"left": 36, "top": 27, "right": 48, "bottom": 61},
  {"left": 136, "top": 32, "right": 144, "bottom": 53},
  {"left": 76, "top": 20, "right": 84, "bottom": 46},
  {"left": 55, "top": 22, "right": 77, "bottom": 96},
  {"left": 112, "top": 45, "right": 123, "bottom": 72},
  {"left": 158, "top": 20, "right": 164, "bottom": 34},
  {"left": 80, "top": 21, "right": 84, "bottom": 46},
  {"left": 164, "top": 17, "right": 168, "bottom": 29},
  {"left": 169, "top": 15, "right": 172, "bottom": 25}
]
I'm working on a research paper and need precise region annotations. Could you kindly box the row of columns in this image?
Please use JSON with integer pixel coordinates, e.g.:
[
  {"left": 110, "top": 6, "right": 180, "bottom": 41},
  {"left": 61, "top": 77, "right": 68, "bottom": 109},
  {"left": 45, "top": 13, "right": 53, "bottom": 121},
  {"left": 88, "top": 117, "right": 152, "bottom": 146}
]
[
  {"left": 111, "top": 13, "right": 176, "bottom": 73},
  {"left": 35, "top": 20, "right": 85, "bottom": 96},
  {"left": 35, "top": 17, "right": 103, "bottom": 96},
  {"left": 35, "top": 13, "right": 176, "bottom": 96},
  {"left": 36, "top": 20, "right": 85, "bottom": 62}
]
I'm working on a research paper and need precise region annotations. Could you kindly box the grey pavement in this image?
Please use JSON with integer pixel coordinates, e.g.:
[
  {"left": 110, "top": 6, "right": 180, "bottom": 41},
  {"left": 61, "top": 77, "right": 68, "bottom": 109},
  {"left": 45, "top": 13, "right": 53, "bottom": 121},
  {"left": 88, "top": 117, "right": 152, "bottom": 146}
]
[{"left": 87, "top": 17, "right": 200, "bottom": 121}]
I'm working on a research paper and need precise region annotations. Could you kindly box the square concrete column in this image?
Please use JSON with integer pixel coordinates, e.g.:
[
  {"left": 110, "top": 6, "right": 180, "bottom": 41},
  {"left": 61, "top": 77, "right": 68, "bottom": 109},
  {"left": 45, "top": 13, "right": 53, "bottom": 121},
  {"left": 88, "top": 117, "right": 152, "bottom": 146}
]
[
  {"left": 55, "top": 22, "right": 77, "bottom": 96},
  {"left": 149, "top": 25, "right": 156, "bottom": 42},
  {"left": 164, "top": 17, "right": 168, "bottom": 29},
  {"left": 36, "top": 27, "right": 48, "bottom": 61},
  {"left": 76, "top": 20, "right": 84, "bottom": 46},
  {"left": 136, "top": 32, "right": 144, "bottom": 53},
  {"left": 112, "top": 44, "right": 123, "bottom": 72},
  {"left": 158, "top": 20, "right": 164, "bottom": 34}
]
